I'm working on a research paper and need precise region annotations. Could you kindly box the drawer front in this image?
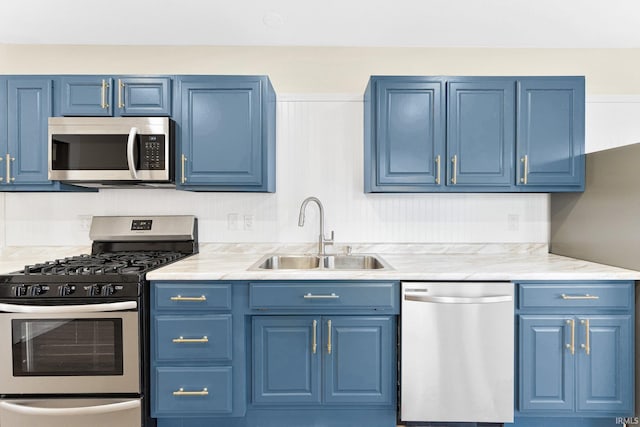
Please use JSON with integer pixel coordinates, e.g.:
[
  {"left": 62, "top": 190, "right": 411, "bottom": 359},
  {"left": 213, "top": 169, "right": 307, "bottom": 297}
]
[
  {"left": 154, "top": 282, "right": 232, "bottom": 311},
  {"left": 155, "top": 315, "right": 232, "bottom": 362},
  {"left": 519, "top": 282, "right": 633, "bottom": 310},
  {"left": 250, "top": 282, "right": 398, "bottom": 310},
  {"left": 153, "top": 366, "right": 232, "bottom": 416}
]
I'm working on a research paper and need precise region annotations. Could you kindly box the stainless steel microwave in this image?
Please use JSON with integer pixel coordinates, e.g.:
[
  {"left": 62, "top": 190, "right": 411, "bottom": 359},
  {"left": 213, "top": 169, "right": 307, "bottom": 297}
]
[{"left": 48, "top": 117, "right": 174, "bottom": 187}]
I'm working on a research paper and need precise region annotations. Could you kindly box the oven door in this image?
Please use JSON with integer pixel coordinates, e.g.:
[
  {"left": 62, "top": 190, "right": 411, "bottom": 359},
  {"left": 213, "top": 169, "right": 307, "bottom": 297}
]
[
  {"left": 48, "top": 117, "right": 171, "bottom": 182},
  {"left": 0, "top": 301, "right": 139, "bottom": 395}
]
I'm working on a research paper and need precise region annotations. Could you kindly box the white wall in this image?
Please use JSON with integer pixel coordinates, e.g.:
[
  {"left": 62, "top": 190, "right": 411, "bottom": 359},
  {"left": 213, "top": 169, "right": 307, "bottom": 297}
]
[
  {"left": 586, "top": 96, "right": 640, "bottom": 153},
  {"left": 4, "top": 96, "right": 549, "bottom": 247}
]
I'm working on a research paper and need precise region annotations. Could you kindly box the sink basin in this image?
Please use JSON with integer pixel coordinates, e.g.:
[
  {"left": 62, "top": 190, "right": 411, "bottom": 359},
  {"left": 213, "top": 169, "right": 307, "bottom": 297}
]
[
  {"left": 254, "top": 255, "right": 321, "bottom": 270},
  {"left": 250, "top": 254, "right": 392, "bottom": 270},
  {"left": 323, "top": 255, "right": 387, "bottom": 270}
]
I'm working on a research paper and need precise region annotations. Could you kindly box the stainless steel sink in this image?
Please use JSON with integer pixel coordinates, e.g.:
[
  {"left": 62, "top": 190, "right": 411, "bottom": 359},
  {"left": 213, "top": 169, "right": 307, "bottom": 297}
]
[{"left": 249, "top": 254, "right": 392, "bottom": 270}]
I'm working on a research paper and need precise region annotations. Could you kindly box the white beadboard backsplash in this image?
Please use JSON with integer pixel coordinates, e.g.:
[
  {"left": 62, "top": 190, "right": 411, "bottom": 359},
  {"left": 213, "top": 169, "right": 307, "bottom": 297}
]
[{"left": 6, "top": 93, "right": 638, "bottom": 249}]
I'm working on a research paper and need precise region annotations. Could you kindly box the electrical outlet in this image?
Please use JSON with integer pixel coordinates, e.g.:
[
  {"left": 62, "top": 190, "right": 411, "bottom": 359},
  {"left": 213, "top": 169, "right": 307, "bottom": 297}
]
[
  {"left": 78, "top": 215, "right": 92, "bottom": 231},
  {"left": 227, "top": 213, "right": 239, "bottom": 230},
  {"left": 507, "top": 214, "right": 520, "bottom": 231},
  {"left": 243, "top": 214, "right": 254, "bottom": 231}
]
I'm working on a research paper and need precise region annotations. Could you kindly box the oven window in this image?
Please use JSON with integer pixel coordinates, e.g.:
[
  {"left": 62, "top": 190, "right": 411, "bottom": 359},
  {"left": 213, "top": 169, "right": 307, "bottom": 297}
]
[{"left": 11, "top": 319, "right": 124, "bottom": 376}]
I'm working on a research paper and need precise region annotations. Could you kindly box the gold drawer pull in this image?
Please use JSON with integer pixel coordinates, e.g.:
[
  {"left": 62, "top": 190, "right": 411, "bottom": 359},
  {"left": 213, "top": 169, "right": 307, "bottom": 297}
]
[
  {"left": 303, "top": 293, "right": 339, "bottom": 299},
  {"left": 561, "top": 294, "right": 599, "bottom": 300},
  {"left": 173, "top": 387, "right": 208, "bottom": 396},
  {"left": 172, "top": 336, "right": 208, "bottom": 343},
  {"left": 170, "top": 295, "right": 207, "bottom": 302}
]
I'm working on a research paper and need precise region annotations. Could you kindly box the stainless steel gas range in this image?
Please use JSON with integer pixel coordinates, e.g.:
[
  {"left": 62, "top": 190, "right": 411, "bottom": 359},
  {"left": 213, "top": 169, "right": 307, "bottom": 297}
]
[{"left": 0, "top": 215, "right": 198, "bottom": 427}]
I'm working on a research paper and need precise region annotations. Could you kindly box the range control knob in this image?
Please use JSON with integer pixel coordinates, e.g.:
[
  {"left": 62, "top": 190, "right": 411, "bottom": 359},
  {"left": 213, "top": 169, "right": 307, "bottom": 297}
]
[
  {"left": 88, "top": 284, "right": 101, "bottom": 296},
  {"left": 59, "top": 284, "right": 75, "bottom": 296},
  {"left": 14, "top": 285, "right": 27, "bottom": 297},
  {"left": 101, "top": 284, "right": 115, "bottom": 296},
  {"left": 27, "top": 285, "right": 43, "bottom": 296}
]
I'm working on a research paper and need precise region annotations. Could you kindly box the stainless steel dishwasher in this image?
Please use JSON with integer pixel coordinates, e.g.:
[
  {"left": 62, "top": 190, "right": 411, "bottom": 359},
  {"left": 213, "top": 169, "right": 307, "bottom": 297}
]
[{"left": 400, "top": 282, "right": 514, "bottom": 423}]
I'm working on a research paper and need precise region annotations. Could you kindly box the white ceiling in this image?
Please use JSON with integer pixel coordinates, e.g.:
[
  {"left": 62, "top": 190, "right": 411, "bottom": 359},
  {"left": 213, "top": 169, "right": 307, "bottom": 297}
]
[{"left": 1, "top": 0, "right": 639, "bottom": 48}]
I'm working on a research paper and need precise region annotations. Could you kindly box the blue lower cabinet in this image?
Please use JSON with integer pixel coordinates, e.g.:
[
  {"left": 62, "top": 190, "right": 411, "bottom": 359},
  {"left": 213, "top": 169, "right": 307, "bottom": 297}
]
[
  {"left": 252, "top": 316, "right": 321, "bottom": 405},
  {"left": 576, "top": 316, "right": 633, "bottom": 414},
  {"left": 252, "top": 315, "right": 395, "bottom": 407},
  {"left": 517, "top": 281, "right": 635, "bottom": 420},
  {"left": 519, "top": 315, "right": 575, "bottom": 412},
  {"left": 153, "top": 366, "right": 233, "bottom": 416},
  {"left": 324, "top": 316, "right": 394, "bottom": 405}
]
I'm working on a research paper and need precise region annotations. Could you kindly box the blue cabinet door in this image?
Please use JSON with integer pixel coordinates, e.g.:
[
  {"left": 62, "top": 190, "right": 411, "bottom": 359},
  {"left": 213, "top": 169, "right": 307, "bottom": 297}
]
[
  {"left": 0, "top": 78, "right": 6, "bottom": 184},
  {"left": 519, "top": 315, "right": 575, "bottom": 412},
  {"left": 179, "top": 77, "right": 274, "bottom": 190},
  {"left": 447, "top": 79, "right": 515, "bottom": 186},
  {"left": 369, "top": 78, "right": 445, "bottom": 190},
  {"left": 6, "top": 78, "right": 53, "bottom": 184},
  {"left": 59, "top": 76, "right": 113, "bottom": 116},
  {"left": 252, "top": 316, "right": 321, "bottom": 405},
  {"left": 516, "top": 77, "right": 585, "bottom": 188},
  {"left": 323, "top": 316, "right": 394, "bottom": 405},
  {"left": 117, "top": 77, "right": 171, "bottom": 116},
  {"left": 576, "top": 315, "right": 633, "bottom": 413}
]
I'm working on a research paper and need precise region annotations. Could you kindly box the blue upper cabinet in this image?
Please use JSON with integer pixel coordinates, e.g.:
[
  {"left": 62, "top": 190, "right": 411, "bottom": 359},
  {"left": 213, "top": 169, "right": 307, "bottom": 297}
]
[
  {"left": 364, "top": 76, "right": 585, "bottom": 193},
  {"left": 176, "top": 76, "right": 276, "bottom": 192},
  {"left": 447, "top": 79, "right": 515, "bottom": 187},
  {"left": 57, "top": 76, "right": 171, "bottom": 117},
  {"left": 0, "top": 77, "right": 82, "bottom": 191},
  {"left": 516, "top": 77, "right": 585, "bottom": 190},
  {"left": 365, "top": 78, "right": 445, "bottom": 191}
]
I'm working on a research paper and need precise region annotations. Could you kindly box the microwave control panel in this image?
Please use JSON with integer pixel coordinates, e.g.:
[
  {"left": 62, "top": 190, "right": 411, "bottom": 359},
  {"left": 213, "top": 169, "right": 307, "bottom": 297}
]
[{"left": 140, "top": 135, "right": 166, "bottom": 170}]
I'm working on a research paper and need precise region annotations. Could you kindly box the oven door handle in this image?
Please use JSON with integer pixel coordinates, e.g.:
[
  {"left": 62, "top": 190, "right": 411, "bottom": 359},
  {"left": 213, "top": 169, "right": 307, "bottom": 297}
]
[
  {"left": 126, "top": 126, "right": 140, "bottom": 180},
  {"left": 0, "top": 399, "right": 140, "bottom": 416},
  {"left": 0, "top": 301, "right": 137, "bottom": 313}
]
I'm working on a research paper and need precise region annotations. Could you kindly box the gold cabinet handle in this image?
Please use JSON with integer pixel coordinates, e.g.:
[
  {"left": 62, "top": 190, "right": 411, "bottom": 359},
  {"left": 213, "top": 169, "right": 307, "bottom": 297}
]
[
  {"left": 303, "top": 293, "right": 339, "bottom": 299},
  {"left": 118, "top": 79, "right": 125, "bottom": 108},
  {"left": 520, "top": 155, "right": 529, "bottom": 184},
  {"left": 181, "top": 154, "right": 187, "bottom": 184},
  {"left": 561, "top": 294, "right": 600, "bottom": 300},
  {"left": 173, "top": 387, "right": 208, "bottom": 396},
  {"left": 312, "top": 319, "right": 317, "bottom": 354},
  {"left": 327, "top": 319, "right": 332, "bottom": 355},
  {"left": 451, "top": 155, "right": 457, "bottom": 184},
  {"left": 565, "top": 319, "right": 575, "bottom": 355},
  {"left": 580, "top": 319, "right": 590, "bottom": 355},
  {"left": 6, "top": 154, "right": 15, "bottom": 183},
  {"left": 435, "top": 155, "right": 441, "bottom": 185},
  {"left": 170, "top": 295, "right": 206, "bottom": 302},
  {"left": 0, "top": 156, "right": 3, "bottom": 182},
  {"left": 101, "top": 79, "right": 109, "bottom": 109},
  {"left": 172, "top": 336, "right": 209, "bottom": 343}
]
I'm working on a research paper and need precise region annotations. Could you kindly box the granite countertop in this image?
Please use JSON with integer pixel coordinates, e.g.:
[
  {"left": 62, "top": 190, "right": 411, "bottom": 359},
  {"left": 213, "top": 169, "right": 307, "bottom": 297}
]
[{"left": 1, "top": 244, "right": 639, "bottom": 281}]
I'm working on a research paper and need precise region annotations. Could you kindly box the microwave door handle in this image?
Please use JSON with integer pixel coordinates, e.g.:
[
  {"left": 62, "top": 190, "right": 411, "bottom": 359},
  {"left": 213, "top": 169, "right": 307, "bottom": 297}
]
[
  {"left": 0, "top": 301, "right": 137, "bottom": 313},
  {"left": 0, "top": 399, "right": 140, "bottom": 416},
  {"left": 127, "top": 127, "right": 139, "bottom": 180}
]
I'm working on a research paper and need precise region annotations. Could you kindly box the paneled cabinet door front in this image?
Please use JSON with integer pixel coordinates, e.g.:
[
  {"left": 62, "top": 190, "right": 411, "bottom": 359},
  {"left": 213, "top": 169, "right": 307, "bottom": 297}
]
[
  {"left": 519, "top": 315, "right": 575, "bottom": 412},
  {"left": 323, "top": 316, "right": 394, "bottom": 405},
  {"left": 447, "top": 80, "right": 514, "bottom": 186},
  {"left": 180, "top": 80, "right": 263, "bottom": 186},
  {"left": 252, "top": 316, "right": 321, "bottom": 405},
  {"left": 6, "top": 79, "right": 53, "bottom": 184},
  {"left": 576, "top": 315, "right": 633, "bottom": 413},
  {"left": 117, "top": 77, "right": 171, "bottom": 116},
  {"left": 516, "top": 78, "right": 585, "bottom": 187},
  {"left": 59, "top": 76, "right": 113, "bottom": 116},
  {"left": 374, "top": 80, "right": 445, "bottom": 188}
]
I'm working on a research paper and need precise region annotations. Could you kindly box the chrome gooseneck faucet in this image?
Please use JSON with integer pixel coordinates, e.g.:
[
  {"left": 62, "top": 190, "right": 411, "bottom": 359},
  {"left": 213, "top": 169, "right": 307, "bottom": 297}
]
[{"left": 298, "top": 196, "right": 334, "bottom": 256}]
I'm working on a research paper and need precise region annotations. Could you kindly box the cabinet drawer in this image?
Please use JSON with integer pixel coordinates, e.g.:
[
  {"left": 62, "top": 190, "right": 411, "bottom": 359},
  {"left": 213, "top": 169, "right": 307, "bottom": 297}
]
[
  {"left": 249, "top": 282, "right": 398, "bottom": 310},
  {"left": 519, "top": 282, "right": 633, "bottom": 310},
  {"left": 154, "top": 283, "right": 232, "bottom": 311},
  {"left": 153, "top": 366, "right": 232, "bottom": 416},
  {"left": 155, "top": 315, "right": 232, "bottom": 362}
]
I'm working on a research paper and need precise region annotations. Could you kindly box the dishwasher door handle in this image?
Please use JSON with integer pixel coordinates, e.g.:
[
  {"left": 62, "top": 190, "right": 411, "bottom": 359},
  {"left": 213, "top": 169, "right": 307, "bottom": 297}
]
[{"left": 404, "top": 293, "right": 513, "bottom": 304}]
